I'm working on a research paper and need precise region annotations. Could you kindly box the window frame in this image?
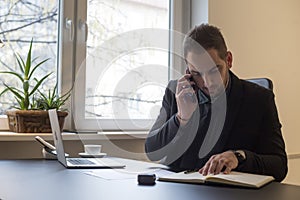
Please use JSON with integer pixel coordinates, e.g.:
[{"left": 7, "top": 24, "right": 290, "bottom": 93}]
[{"left": 58, "top": 0, "right": 191, "bottom": 132}]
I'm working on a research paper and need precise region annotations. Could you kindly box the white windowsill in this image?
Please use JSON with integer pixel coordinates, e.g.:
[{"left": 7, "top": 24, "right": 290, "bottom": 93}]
[
  {"left": 0, "top": 116, "right": 148, "bottom": 141},
  {"left": 0, "top": 131, "right": 148, "bottom": 141}
]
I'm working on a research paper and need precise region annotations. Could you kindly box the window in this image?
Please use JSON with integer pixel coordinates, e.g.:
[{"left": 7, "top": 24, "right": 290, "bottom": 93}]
[
  {"left": 0, "top": 0, "right": 190, "bottom": 131},
  {"left": 72, "top": 0, "right": 173, "bottom": 131},
  {"left": 0, "top": 0, "right": 58, "bottom": 114}
]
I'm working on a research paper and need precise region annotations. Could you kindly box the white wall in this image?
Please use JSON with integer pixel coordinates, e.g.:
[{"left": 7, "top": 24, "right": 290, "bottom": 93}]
[{"left": 208, "top": 0, "right": 300, "bottom": 155}]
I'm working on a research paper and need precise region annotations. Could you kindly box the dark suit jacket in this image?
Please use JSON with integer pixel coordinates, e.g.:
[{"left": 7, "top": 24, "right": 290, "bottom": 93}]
[{"left": 145, "top": 71, "right": 287, "bottom": 182}]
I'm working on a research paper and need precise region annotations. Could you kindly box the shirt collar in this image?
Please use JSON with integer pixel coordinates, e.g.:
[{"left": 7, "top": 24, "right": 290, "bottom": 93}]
[
  {"left": 198, "top": 90, "right": 210, "bottom": 104},
  {"left": 197, "top": 73, "right": 231, "bottom": 105}
]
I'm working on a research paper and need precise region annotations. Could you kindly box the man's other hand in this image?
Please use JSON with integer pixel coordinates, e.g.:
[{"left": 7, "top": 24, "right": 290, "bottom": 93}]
[{"left": 199, "top": 151, "right": 238, "bottom": 175}]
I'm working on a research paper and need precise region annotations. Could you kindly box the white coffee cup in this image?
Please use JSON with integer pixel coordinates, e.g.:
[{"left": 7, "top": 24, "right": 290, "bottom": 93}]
[{"left": 84, "top": 144, "right": 102, "bottom": 155}]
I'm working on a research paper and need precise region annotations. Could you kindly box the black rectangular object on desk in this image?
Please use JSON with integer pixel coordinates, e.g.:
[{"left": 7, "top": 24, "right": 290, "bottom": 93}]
[{"left": 138, "top": 173, "right": 156, "bottom": 185}]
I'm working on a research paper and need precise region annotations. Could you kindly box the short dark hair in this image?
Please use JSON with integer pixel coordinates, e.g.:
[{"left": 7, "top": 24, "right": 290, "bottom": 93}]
[{"left": 183, "top": 24, "right": 228, "bottom": 60}]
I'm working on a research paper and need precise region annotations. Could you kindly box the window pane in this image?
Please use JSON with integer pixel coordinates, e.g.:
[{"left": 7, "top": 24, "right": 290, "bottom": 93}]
[
  {"left": 0, "top": 0, "right": 58, "bottom": 114},
  {"left": 85, "top": 0, "right": 169, "bottom": 120}
]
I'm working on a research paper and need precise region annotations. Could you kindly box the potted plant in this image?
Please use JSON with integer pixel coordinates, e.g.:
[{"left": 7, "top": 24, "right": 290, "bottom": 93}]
[{"left": 0, "top": 39, "right": 70, "bottom": 133}]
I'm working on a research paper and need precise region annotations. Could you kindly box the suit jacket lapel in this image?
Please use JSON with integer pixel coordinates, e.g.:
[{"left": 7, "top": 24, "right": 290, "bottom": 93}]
[{"left": 212, "top": 71, "right": 244, "bottom": 153}]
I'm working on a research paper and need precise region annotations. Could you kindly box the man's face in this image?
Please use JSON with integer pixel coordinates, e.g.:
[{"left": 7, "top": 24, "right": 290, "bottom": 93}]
[{"left": 186, "top": 48, "right": 232, "bottom": 97}]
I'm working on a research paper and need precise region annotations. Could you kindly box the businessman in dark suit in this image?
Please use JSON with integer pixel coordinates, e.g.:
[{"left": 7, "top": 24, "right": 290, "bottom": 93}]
[{"left": 145, "top": 24, "right": 287, "bottom": 182}]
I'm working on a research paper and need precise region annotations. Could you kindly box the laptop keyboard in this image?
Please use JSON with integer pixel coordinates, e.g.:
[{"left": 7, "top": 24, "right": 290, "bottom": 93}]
[{"left": 68, "top": 158, "right": 95, "bottom": 165}]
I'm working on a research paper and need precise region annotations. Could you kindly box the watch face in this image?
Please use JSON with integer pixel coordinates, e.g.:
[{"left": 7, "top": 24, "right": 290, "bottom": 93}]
[{"left": 234, "top": 151, "right": 245, "bottom": 164}]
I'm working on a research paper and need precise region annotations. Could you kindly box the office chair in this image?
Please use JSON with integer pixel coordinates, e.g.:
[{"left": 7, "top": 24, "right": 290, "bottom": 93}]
[{"left": 245, "top": 78, "right": 273, "bottom": 91}]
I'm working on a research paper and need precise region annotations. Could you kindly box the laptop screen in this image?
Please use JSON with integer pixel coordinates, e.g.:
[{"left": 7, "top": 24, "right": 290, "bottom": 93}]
[{"left": 48, "top": 109, "right": 68, "bottom": 166}]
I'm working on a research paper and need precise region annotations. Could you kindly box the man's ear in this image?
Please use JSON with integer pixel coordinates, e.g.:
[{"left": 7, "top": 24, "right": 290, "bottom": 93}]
[{"left": 226, "top": 51, "right": 233, "bottom": 68}]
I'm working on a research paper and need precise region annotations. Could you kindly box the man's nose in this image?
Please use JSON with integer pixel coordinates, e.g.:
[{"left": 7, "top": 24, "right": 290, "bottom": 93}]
[{"left": 201, "top": 74, "right": 213, "bottom": 87}]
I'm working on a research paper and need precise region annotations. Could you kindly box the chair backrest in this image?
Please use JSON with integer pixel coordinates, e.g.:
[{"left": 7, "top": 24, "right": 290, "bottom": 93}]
[{"left": 245, "top": 78, "right": 273, "bottom": 91}]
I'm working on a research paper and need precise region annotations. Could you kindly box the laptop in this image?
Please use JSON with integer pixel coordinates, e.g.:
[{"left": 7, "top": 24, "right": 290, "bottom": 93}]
[{"left": 48, "top": 109, "right": 125, "bottom": 169}]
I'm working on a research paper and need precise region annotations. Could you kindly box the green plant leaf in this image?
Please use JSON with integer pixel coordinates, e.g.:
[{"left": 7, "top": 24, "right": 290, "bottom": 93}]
[
  {"left": 23, "top": 80, "right": 29, "bottom": 92},
  {"left": 24, "top": 39, "right": 33, "bottom": 77},
  {"left": 0, "top": 39, "right": 55, "bottom": 111},
  {"left": 29, "top": 72, "right": 52, "bottom": 96},
  {"left": 15, "top": 98, "right": 22, "bottom": 109},
  {"left": 15, "top": 53, "right": 25, "bottom": 74},
  {"left": 0, "top": 71, "right": 24, "bottom": 83},
  {"left": 15, "top": 97, "right": 25, "bottom": 110},
  {"left": 3, "top": 84, "right": 24, "bottom": 100},
  {"left": 0, "top": 87, "right": 10, "bottom": 97},
  {"left": 28, "top": 58, "right": 50, "bottom": 80},
  {"left": 5, "top": 86, "right": 24, "bottom": 96},
  {"left": 35, "top": 82, "right": 71, "bottom": 110},
  {"left": 32, "top": 57, "right": 39, "bottom": 63},
  {"left": 51, "top": 83, "right": 57, "bottom": 100}
]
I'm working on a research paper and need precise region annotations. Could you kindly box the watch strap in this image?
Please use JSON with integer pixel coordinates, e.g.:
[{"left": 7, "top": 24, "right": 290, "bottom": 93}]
[{"left": 233, "top": 150, "right": 246, "bottom": 164}]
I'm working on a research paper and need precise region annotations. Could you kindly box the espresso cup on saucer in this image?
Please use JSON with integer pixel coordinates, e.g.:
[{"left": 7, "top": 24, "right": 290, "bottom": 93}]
[{"left": 84, "top": 144, "right": 102, "bottom": 155}]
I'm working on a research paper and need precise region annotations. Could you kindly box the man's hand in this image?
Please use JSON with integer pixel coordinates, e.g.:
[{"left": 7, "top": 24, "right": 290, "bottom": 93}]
[
  {"left": 199, "top": 151, "right": 238, "bottom": 175},
  {"left": 176, "top": 74, "right": 198, "bottom": 125}
]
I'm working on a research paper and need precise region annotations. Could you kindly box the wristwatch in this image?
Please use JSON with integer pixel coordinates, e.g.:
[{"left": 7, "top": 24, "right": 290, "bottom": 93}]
[{"left": 233, "top": 150, "right": 246, "bottom": 165}]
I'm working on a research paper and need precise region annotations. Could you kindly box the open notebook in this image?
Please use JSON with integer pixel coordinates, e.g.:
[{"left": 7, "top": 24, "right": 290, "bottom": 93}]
[{"left": 158, "top": 171, "right": 274, "bottom": 188}]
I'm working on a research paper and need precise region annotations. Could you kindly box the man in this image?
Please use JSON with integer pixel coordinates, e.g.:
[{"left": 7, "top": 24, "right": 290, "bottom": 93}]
[{"left": 145, "top": 24, "right": 287, "bottom": 182}]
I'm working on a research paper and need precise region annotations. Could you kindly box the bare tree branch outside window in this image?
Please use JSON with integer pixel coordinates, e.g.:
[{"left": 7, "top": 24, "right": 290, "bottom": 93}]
[{"left": 84, "top": 0, "right": 169, "bottom": 120}]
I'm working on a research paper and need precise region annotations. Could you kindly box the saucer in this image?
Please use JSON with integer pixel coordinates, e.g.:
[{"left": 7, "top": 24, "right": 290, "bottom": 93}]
[{"left": 78, "top": 152, "right": 107, "bottom": 158}]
